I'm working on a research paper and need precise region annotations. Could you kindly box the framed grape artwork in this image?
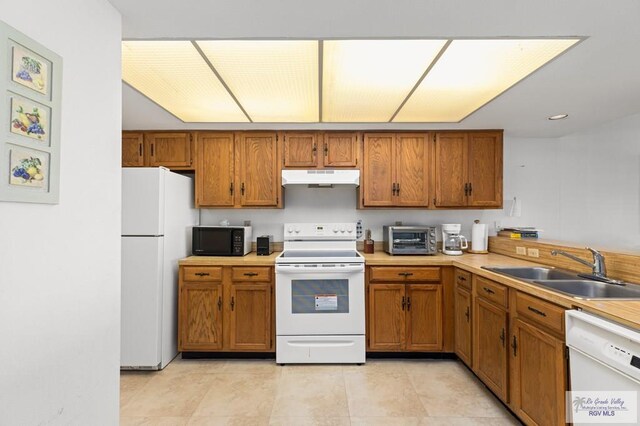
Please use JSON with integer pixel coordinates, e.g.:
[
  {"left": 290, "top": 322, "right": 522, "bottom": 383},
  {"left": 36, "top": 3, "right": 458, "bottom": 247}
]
[{"left": 0, "top": 20, "right": 62, "bottom": 203}]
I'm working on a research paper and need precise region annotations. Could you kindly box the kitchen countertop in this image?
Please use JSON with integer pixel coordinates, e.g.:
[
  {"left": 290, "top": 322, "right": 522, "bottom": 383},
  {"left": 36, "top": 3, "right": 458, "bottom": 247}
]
[{"left": 180, "top": 251, "right": 640, "bottom": 330}]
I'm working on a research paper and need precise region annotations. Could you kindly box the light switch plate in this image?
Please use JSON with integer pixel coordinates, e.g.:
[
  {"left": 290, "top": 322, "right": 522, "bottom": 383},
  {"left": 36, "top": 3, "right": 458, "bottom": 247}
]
[
  {"left": 516, "top": 246, "right": 526, "bottom": 255},
  {"left": 527, "top": 248, "right": 540, "bottom": 258}
]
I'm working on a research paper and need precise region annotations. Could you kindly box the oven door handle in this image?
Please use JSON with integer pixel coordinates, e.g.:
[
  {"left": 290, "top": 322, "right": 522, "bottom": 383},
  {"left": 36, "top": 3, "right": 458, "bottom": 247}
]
[{"left": 275, "top": 265, "right": 364, "bottom": 274}]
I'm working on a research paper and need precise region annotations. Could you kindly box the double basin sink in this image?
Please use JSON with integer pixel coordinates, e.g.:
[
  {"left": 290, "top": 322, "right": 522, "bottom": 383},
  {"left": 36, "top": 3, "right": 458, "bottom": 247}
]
[{"left": 482, "top": 266, "right": 640, "bottom": 300}]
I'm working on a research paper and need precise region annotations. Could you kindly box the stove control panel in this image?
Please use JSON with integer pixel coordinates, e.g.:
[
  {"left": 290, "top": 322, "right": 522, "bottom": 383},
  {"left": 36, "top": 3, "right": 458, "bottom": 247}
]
[{"left": 284, "top": 223, "right": 357, "bottom": 240}]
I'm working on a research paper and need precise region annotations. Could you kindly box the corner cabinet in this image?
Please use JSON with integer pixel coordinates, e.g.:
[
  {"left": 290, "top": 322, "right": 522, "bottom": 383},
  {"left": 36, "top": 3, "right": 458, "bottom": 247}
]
[
  {"left": 179, "top": 265, "right": 274, "bottom": 353},
  {"left": 367, "top": 266, "right": 443, "bottom": 351},
  {"left": 195, "top": 132, "right": 282, "bottom": 208},
  {"left": 122, "top": 131, "right": 194, "bottom": 170},
  {"left": 434, "top": 131, "right": 502, "bottom": 208},
  {"left": 361, "top": 133, "right": 430, "bottom": 207}
]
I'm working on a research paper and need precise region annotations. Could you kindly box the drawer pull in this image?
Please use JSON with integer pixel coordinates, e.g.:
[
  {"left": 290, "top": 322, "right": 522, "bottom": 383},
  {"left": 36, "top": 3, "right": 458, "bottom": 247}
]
[
  {"left": 195, "top": 272, "right": 210, "bottom": 277},
  {"left": 512, "top": 335, "right": 518, "bottom": 356},
  {"left": 483, "top": 287, "right": 495, "bottom": 295},
  {"left": 527, "top": 306, "right": 547, "bottom": 317},
  {"left": 465, "top": 306, "right": 470, "bottom": 322},
  {"left": 401, "top": 296, "right": 406, "bottom": 310},
  {"left": 457, "top": 276, "right": 467, "bottom": 282},
  {"left": 243, "top": 272, "right": 259, "bottom": 277},
  {"left": 398, "top": 272, "right": 414, "bottom": 277}
]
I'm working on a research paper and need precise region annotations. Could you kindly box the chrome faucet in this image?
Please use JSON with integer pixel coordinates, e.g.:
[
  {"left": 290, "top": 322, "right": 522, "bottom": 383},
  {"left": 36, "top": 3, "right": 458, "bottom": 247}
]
[{"left": 551, "top": 247, "right": 607, "bottom": 278}]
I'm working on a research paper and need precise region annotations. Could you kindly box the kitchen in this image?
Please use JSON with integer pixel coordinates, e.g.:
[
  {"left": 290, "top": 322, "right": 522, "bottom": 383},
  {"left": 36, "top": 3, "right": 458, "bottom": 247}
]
[{"left": 2, "top": 1, "right": 640, "bottom": 425}]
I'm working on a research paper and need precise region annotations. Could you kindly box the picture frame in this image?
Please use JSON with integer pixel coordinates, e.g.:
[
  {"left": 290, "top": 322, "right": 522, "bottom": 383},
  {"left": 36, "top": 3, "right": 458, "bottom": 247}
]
[{"left": 0, "top": 20, "right": 62, "bottom": 204}]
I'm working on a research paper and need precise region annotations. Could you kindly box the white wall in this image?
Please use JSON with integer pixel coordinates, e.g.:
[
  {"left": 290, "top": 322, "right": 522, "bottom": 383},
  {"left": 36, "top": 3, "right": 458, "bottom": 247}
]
[{"left": 0, "top": 1, "right": 122, "bottom": 424}]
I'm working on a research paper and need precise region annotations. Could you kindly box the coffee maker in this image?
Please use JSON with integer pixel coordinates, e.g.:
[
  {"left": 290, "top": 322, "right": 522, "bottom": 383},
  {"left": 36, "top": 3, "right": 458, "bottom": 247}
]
[{"left": 442, "top": 224, "right": 468, "bottom": 255}]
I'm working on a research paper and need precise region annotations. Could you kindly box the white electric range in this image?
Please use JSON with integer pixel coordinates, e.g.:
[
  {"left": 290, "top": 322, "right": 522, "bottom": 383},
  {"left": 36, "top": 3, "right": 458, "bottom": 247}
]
[{"left": 275, "top": 223, "right": 365, "bottom": 364}]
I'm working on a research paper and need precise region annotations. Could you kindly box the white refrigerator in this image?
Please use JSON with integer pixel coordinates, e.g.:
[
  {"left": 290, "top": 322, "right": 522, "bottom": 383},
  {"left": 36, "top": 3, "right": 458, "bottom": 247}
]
[{"left": 121, "top": 167, "right": 198, "bottom": 370}]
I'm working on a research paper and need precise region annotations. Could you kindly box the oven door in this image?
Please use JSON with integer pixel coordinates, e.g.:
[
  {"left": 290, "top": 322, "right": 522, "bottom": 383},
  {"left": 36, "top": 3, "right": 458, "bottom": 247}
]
[{"left": 275, "top": 263, "right": 365, "bottom": 336}]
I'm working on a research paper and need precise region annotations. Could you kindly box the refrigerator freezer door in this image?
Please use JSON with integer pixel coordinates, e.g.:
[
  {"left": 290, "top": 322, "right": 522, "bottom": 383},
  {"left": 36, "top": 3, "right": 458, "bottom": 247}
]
[
  {"left": 122, "top": 168, "right": 165, "bottom": 236},
  {"left": 121, "top": 236, "right": 164, "bottom": 369}
]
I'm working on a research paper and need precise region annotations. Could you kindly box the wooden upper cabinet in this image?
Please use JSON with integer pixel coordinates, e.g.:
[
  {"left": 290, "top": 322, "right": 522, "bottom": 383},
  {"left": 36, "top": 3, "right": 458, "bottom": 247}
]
[
  {"left": 283, "top": 132, "right": 318, "bottom": 168},
  {"left": 196, "top": 132, "right": 235, "bottom": 207},
  {"left": 395, "top": 133, "right": 429, "bottom": 207},
  {"left": 468, "top": 132, "right": 503, "bottom": 207},
  {"left": 363, "top": 134, "right": 395, "bottom": 206},
  {"left": 238, "top": 132, "right": 280, "bottom": 207},
  {"left": 434, "top": 131, "right": 503, "bottom": 208},
  {"left": 122, "top": 132, "right": 145, "bottom": 167},
  {"left": 405, "top": 284, "right": 443, "bottom": 351},
  {"left": 146, "top": 132, "right": 193, "bottom": 168},
  {"left": 179, "top": 282, "right": 223, "bottom": 351},
  {"left": 368, "top": 284, "right": 405, "bottom": 350},
  {"left": 434, "top": 132, "right": 468, "bottom": 207},
  {"left": 228, "top": 283, "right": 272, "bottom": 351},
  {"left": 323, "top": 133, "right": 358, "bottom": 167}
]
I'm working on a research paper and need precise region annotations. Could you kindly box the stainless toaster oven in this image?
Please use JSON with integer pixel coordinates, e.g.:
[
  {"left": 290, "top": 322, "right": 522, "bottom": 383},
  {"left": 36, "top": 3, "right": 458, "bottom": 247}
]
[{"left": 383, "top": 226, "right": 437, "bottom": 255}]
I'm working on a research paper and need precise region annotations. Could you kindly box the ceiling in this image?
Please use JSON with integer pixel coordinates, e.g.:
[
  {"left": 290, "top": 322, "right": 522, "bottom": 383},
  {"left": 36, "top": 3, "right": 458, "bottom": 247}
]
[{"left": 110, "top": 0, "right": 640, "bottom": 138}]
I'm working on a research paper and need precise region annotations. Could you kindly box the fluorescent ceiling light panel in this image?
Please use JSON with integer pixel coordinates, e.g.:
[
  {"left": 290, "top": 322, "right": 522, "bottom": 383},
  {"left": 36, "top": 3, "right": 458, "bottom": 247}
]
[
  {"left": 196, "top": 40, "right": 318, "bottom": 122},
  {"left": 322, "top": 40, "right": 447, "bottom": 122},
  {"left": 122, "top": 41, "right": 248, "bottom": 122},
  {"left": 393, "top": 38, "right": 580, "bottom": 122}
]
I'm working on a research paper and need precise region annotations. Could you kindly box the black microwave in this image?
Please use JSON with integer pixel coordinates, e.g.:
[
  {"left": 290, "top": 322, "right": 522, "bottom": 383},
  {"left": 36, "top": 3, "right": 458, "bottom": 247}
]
[{"left": 192, "top": 226, "right": 252, "bottom": 256}]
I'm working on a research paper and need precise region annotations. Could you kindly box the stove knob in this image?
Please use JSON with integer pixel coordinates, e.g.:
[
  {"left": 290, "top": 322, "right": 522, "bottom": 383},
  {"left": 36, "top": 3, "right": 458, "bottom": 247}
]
[
  {"left": 294, "top": 227, "right": 301, "bottom": 234},
  {"left": 287, "top": 227, "right": 293, "bottom": 234},
  {"left": 340, "top": 226, "right": 346, "bottom": 233},
  {"left": 347, "top": 227, "right": 353, "bottom": 233},
  {"left": 333, "top": 227, "right": 339, "bottom": 233}
]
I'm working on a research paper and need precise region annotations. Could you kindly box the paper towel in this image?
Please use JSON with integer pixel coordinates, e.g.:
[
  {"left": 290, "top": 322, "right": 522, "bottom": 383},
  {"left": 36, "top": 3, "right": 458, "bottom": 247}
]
[{"left": 472, "top": 223, "right": 488, "bottom": 251}]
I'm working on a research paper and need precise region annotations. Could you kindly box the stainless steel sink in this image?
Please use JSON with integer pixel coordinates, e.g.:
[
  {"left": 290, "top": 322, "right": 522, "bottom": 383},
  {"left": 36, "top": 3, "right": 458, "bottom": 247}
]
[
  {"left": 534, "top": 280, "right": 640, "bottom": 300},
  {"left": 482, "top": 266, "right": 580, "bottom": 281}
]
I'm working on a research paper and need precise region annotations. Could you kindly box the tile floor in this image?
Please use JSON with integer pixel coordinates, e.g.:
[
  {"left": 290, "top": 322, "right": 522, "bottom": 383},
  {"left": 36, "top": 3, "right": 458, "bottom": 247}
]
[{"left": 121, "top": 358, "right": 521, "bottom": 425}]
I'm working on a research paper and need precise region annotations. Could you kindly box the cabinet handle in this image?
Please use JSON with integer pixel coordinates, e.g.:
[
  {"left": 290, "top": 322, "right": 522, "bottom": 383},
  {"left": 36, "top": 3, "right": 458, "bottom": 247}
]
[
  {"left": 243, "top": 272, "right": 258, "bottom": 277},
  {"left": 229, "top": 182, "right": 234, "bottom": 195},
  {"left": 457, "top": 276, "right": 467, "bottom": 282},
  {"left": 464, "top": 183, "right": 469, "bottom": 196},
  {"left": 465, "top": 306, "right": 470, "bottom": 322},
  {"left": 312, "top": 143, "right": 317, "bottom": 156},
  {"left": 407, "top": 296, "right": 411, "bottom": 311},
  {"left": 396, "top": 183, "right": 400, "bottom": 195},
  {"left": 195, "top": 272, "right": 210, "bottom": 277},
  {"left": 150, "top": 143, "right": 154, "bottom": 157},
  {"left": 527, "top": 306, "right": 547, "bottom": 317},
  {"left": 512, "top": 335, "right": 518, "bottom": 356},
  {"left": 230, "top": 296, "right": 235, "bottom": 311},
  {"left": 392, "top": 183, "right": 397, "bottom": 196},
  {"left": 500, "top": 328, "right": 505, "bottom": 347},
  {"left": 483, "top": 287, "right": 495, "bottom": 295},
  {"left": 324, "top": 143, "right": 328, "bottom": 156},
  {"left": 241, "top": 183, "right": 245, "bottom": 195},
  {"left": 217, "top": 296, "right": 222, "bottom": 311},
  {"left": 401, "top": 296, "right": 406, "bottom": 310},
  {"left": 468, "top": 182, "right": 473, "bottom": 195},
  {"left": 139, "top": 143, "right": 143, "bottom": 157}
]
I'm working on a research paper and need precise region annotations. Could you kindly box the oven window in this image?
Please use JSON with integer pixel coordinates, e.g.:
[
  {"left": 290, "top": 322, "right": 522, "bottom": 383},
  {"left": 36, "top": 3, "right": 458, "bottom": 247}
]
[{"left": 291, "top": 279, "right": 349, "bottom": 314}]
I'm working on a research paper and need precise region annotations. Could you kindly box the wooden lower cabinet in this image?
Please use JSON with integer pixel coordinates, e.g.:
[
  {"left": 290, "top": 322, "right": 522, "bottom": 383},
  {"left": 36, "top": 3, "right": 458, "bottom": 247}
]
[
  {"left": 454, "top": 284, "right": 472, "bottom": 366},
  {"left": 510, "top": 318, "right": 567, "bottom": 426},
  {"left": 406, "top": 284, "right": 443, "bottom": 351},
  {"left": 179, "top": 282, "right": 223, "bottom": 350},
  {"left": 368, "top": 284, "right": 405, "bottom": 350},
  {"left": 179, "top": 265, "right": 274, "bottom": 352},
  {"left": 473, "top": 296, "right": 509, "bottom": 402}
]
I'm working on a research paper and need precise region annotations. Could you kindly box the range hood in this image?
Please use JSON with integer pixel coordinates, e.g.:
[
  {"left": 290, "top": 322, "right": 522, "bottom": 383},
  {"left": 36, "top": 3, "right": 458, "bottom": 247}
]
[{"left": 281, "top": 169, "right": 360, "bottom": 187}]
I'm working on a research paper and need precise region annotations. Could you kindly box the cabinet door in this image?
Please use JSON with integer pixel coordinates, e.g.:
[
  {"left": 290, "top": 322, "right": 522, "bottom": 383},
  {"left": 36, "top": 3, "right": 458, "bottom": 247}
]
[
  {"left": 473, "top": 298, "right": 509, "bottom": 402},
  {"left": 363, "top": 134, "right": 394, "bottom": 206},
  {"left": 196, "top": 132, "right": 235, "bottom": 207},
  {"left": 395, "top": 133, "right": 430, "bottom": 207},
  {"left": 179, "top": 282, "right": 223, "bottom": 351},
  {"left": 406, "top": 284, "right": 443, "bottom": 351},
  {"left": 368, "top": 284, "right": 405, "bottom": 350},
  {"left": 434, "top": 132, "right": 468, "bottom": 207},
  {"left": 146, "top": 132, "right": 192, "bottom": 168},
  {"left": 238, "top": 132, "right": 280, "bottom": 207},
  {"left": 283, "top": 132, "right": 318, "bottom": 168},
  {"left": 228, "top": 283, "right": 272, "bottom": 351},
  {"left": 454, "top": 286, "right": 472, "bottom": 367},
  {"left": 511, "top": 319, "right": 566, "bottom": 426},
  {"left": 323, "top": 132, "right": 358, "bottom": 167},
  {"left": 122, "top": 132, "right": 145, "bottom": 167},
  {"left": 468, "top": 132, "right": 502, "bottom": 207}
]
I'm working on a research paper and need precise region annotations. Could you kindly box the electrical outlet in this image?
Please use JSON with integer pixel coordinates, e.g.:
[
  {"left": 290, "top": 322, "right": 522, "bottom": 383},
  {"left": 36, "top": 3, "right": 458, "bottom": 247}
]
[
  {"left": 516, "top": 246, "right": 526, "bottom": 255},
  {"left": 356, "top": 219, "right": 363, "bottom": 239},
  {"left": 494, "top": 220, "right": 502, "bottom": 231},
  {"left": 527, "top": 248, "right": 540, "bottom": 258}
]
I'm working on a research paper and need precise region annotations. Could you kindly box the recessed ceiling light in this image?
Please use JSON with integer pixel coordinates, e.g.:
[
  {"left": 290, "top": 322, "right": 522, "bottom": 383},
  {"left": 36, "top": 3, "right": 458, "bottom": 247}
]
[{"left": 548, "top": 114, "right": 569, "bottom": 120}]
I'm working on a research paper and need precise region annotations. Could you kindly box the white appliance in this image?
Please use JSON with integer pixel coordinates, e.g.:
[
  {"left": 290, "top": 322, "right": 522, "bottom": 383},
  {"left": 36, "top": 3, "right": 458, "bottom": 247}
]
[
  {"left": 566, "top": 310, "right": 640, "bottom": 425},
  {"left": 281, "top": 169, "right": 360, "bottom": 186},
  {"left": 442, "top": 223, "right": 468, "bottom": 255},
  {"left": 275, "top": 223, "right": 365, "bottom": 364},
  {"left": 121, "top": 167, "right": 198, "bottom": 370}
]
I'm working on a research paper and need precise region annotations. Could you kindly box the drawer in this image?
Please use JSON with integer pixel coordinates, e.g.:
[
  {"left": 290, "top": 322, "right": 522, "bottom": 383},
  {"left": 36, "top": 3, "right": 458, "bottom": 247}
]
[
  {"left": 231, "top": 266, "right": 272, "bottom": 282},
  {"left": 183, "top": 266, "right": 222, "bottom": 281},
  {"left": 516, "top": 291, "right": 565, "bottom": 335},
  {"left": 474, "top": 276, "right": 508, "bottom": 308},
  {"left": 455, "top": 269, "right": 472, "bottom": 290},
  {"left": 369, "top": 267, "right": 440, "bottom": 282}
]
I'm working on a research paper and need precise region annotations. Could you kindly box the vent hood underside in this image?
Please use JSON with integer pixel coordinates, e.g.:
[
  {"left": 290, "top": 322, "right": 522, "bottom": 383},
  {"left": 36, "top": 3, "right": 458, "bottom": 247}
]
[{"left": 281, "top": 169, "right": 360, "bottom": 186}]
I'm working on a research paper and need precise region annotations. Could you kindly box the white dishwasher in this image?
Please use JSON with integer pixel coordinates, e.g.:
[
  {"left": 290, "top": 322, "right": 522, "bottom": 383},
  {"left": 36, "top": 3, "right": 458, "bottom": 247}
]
[{"left": 566, "top": 310, "right": 640, "bottom": 425}]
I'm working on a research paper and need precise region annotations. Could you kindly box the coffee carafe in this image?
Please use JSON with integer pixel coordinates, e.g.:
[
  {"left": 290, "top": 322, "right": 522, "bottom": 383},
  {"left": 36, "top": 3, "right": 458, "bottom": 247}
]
[{"left": 442, "top": 224, "right": 468, "bottom": 255}]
